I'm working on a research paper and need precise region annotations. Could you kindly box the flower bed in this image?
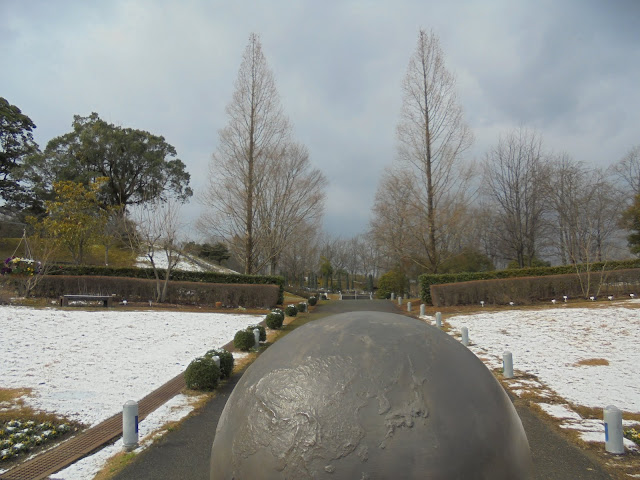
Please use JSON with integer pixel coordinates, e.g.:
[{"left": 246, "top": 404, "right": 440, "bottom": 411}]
[
  {"left": 625, "top": 428, "right": 640, "bottom": 447},
  {"left": 0, "top": 419, "right": 71, "bottom": 463}
]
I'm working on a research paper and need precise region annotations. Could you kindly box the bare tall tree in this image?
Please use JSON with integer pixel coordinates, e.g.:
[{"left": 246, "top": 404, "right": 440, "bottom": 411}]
[
  {"left": 200, "top": 33, "right": 290, "bottom": 274},
  {"left": 544, "top": 155, "right": 624, "bottom": 266},
  {"left": 370, "top": 168, "right": 419, "bottom": 272},
  {"left": 482, "top": 127, "right": 548, "bottom": 268},
  {"left": 396, "top": 29, "right": 473, "bottom": 272},
  {"left": 279, "top": 220, "right": 320, "bottom": 282},
  {"left": 255, "top": 143, "right": 326, "bottom": 274},
  {"left": 612, "top": 145, "right": 640, "bottom": 196}
]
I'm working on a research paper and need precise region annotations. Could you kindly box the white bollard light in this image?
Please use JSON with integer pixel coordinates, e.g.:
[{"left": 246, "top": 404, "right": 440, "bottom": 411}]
[
  {"left": 253, "top": 328, "right": 260, "bottom": 349},
  {"left": 211, "top": 355, "right": 221, "bottom": 369},
  {"left": 391, "top": 292, "right": 395, "bottom": 300},
  {"left": 407, "top": 301, "right": 412, "bottom": 312},
  {"left": 398, "top": 296, "right": 403, "bottom": 305},
  {"left": 604, "top": 405, "right": 624, "bottom": 454},
  {"left": 461, "top": 327, "right": 469, "bottom": 346},
  {"left": 123, "top": 400, "right": 139, "bottom": 451},
  {"left": 435, "top": 311, "right": 442, "bottom": 328},
  {"left": 369, "top": 293, "right": 373, "bottom": 300},
  {"left": 420, "top": 304, "right": 425, "bottom": 316},
  {"left": 503, "top": 351, "right": 514, "bottom": 379}
]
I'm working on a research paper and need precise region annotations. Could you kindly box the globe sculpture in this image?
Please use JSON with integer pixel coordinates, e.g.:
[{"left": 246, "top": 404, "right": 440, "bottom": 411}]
[{"left": 210, "top": 312, "right": 532, "bottom": 479}]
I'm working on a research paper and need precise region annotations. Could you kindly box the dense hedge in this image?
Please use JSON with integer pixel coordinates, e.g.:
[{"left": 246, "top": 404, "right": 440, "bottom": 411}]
[
  {"left": 48, "top": 265, "right": 285, "bottom": 304},
  {"left": 430, "top": 268, "right": 640, "bottom": 307},
  {"left": 32, "top": 275, "right": 279, "bottom": 308},
  {"left": 420, "top": 258, "right": 640, "bottom": 304}
]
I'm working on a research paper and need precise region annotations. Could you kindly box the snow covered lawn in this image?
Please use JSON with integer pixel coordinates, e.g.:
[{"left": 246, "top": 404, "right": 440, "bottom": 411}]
[
  {"left": 1, "top": 306, "right": 262, "bottom": 427},
  {"left": 439, "top": 303, "right": 640, "bottom": 449}
]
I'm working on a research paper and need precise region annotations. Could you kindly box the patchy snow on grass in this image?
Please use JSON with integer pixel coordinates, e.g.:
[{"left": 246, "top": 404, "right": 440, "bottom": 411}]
[
  {"left": 135, "top": 252, "right": 236, "bottom": 274},
  {"left": 444, "top": 305, "right": 640, "bottom": 449},
  {"left": 135, "top": 254, "right": 206, "bottom": 272},
  {"left": 1, "top": 306, "right": 262, "bottom": 427}
]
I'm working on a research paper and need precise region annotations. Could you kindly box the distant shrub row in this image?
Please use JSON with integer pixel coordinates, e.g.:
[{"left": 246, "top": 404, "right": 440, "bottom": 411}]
[
  {"left": 48, "top": 265, "right": 285, "bottom": 304},
  {"left": 430, "top": 268, "right": 640, "bottom": 307},
  {"left": 420, "top": 258, "right": 640, "bottom": 304},
  {"left": 33, "top": 275, "right": 279, "bottom": 308}
]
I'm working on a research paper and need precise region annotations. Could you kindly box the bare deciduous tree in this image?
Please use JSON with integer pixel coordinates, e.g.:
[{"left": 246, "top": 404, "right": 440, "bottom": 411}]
[
  {"left": 395, "top": 29, "right": 474, "bottom": 272},
  {"left": 482, "top": 127, "right": 548, "bottom": 268},
  {"left": 278, "top": 220, "right": 320, "bottom": 283},
  {"left": 612, "top": 145, "right": 640, "bottom": 196},
  {"left": 200, "top": 33, "right": 290, "bottom": 274},
  {"left": 255, "top": 143, "right": 326, "bottom": 274},
  {"left": 369, "top": 168, "right": 419, "bottom": 272},
  {"left": 200, "top": 34, "right": 325, "bottom": 275},
  {"left": 130, "top": 199, "right": 183, "bottom": 303}
]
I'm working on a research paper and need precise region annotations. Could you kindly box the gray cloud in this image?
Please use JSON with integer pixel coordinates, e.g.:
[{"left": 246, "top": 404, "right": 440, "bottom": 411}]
[{"left": 2, "top": 0, "right": 638, "bottom": 238}]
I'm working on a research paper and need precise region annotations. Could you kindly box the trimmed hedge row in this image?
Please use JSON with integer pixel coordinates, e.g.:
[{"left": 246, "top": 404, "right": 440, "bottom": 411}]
[
  {"left": 48, "top": 265, "right": 285, "bottom": 304},
  {"left": 430, "top": 268, "right": 640, "bottom": 307},
  {"left": 32, "top": 275, "right": 279, "bottom": 308},
  {"left": 420, "top": 258, "right": 640, "bottom": 304}
]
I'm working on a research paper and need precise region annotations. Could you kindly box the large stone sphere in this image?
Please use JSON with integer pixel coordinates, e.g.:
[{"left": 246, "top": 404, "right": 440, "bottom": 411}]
[{"left": 210, "top": 312, "right": 532, "bottom": 479}]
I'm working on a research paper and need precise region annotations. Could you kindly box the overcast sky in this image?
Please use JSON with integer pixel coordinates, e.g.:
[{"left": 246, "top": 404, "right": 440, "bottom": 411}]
[{"left": 2, "top": 0, "right": 639, "bottom": 239}]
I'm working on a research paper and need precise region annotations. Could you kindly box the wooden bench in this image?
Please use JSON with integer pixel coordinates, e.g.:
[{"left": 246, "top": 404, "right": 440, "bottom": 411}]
[{"left": 60, "top": 294, "right": 114, "bottom": 307}]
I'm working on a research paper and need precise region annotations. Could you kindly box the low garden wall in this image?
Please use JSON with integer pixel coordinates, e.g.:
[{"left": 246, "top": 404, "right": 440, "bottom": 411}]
[
  {"left": 430, "top": 268, "right": 640, "bottom": 307},
  {"left": 32, "top": 275, "right": 279, "bottom": 308}
]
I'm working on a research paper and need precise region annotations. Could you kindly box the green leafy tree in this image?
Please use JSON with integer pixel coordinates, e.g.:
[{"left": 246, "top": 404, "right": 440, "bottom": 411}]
[
  {"left": 40, "top": 179, "right": 110, "bottom": 264},
  {"left": 319, "top": 256, "right": 333, "bottom": 289},
  {"left": 506, "top": 256, "right": 551, "bottom": 269},
  {"left": 367, "top": 274, "right": 374, "bottom": 292},
  {"left": 622, "top": 193, "right": 640, "bottom": 255},
  {"left": 0, "top": 97, "right": 41, "bottom": 218},
  {"left": 376, "top": 269, "right": 407, "bottom": 299},
  {"left": 25, "top": 113, "right": 192, "bottom": 213},
  {"left": 440, "top": 248, "right": 495, "bottom": 273},
  {"left": 201, "top": 242, "right": 231, "bottom": 265}
]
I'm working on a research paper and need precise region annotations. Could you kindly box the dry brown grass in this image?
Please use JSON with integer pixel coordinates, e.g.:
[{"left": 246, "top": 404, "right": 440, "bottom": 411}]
[
  {"left": 0, "top": 387, "right": 31, "bottom": 404},
  {"left": 283, "top": 292, "right": 306, "bottom": 304},
  {"left": 0, "top": 387, "right": 76, "bottom": 425},
  {"left": 574, "top": 358, "right": 610, "bottom": 367},
  {"left": 92, "top": 451, "right": 138, "bottom": 480}
]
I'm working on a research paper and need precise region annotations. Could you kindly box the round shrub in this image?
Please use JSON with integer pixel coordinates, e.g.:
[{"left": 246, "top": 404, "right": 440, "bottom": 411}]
[
  {"left": 248, "top": 324, "right": 266, "bottom": 342},
  {"left": 285, "top": 304, "right": 298, "bottom": 317},
  {"left": 308, "top": 296, "right": 317, "bottom": 306},
  {"left": 234, "top": 329, "right": 255, "bottom": 351},
  {"left": 204, "top": 348, "right": 234, "bottom": 378},
  {"left": 297, "top": 302, "right": 307, "bottom": 313},
  {"left": 265, "top": 311, "right": 284, "bottom": 329},
  {"left": 271, "top": 308, "right": 285, "bottom": 321},
  {"left": 184, "top": 356, "right": 220, "bottom": 391}
]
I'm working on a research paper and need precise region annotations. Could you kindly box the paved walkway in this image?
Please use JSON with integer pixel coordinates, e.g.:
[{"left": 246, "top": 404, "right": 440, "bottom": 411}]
[{"left": 112, "top": 299, "right": 612, "bottom": 480}]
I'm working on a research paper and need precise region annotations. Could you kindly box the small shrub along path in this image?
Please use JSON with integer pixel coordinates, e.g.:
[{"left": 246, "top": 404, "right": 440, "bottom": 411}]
[{"left": 108, "top": 299, "right": 612, "bottom": 480}]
